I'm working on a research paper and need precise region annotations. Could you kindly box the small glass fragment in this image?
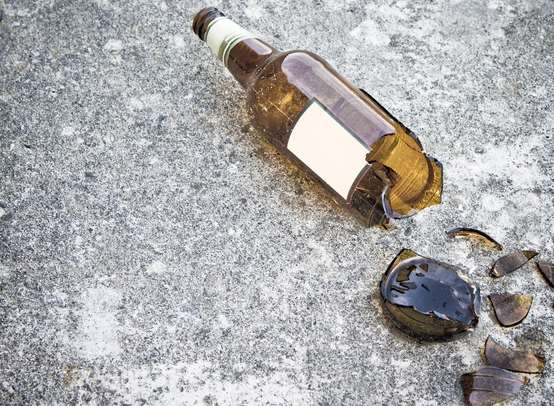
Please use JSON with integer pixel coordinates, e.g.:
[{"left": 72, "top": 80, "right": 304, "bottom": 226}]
[
  {"left": 484, "top": 336, "right": 545, "bottom": 374},
  {"left": 446, "top": 227, "right": 503, "bottom": 251},
  {"left": 489, "top": 293, "right": 533, "bottom": 327},
  {"left": 489, "top": 250, "right": 538, "bottom": 278},
  {"left": 536, "top": 261, "right": 554, "bottom": 288},
  {"left": 380, "top": 249, "right": 480, "bottom": 340},
  {"left": 460, "top": 366, "right": 527, "bottom": 406}
]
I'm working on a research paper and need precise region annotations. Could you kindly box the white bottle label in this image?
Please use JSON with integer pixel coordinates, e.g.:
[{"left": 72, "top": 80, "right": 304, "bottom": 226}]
[
  {"left": 205, "top": 17, "right": 256, "bottom": 66},
  {"left": 287, "top": 100, "right": 369, "bottom": 200}
]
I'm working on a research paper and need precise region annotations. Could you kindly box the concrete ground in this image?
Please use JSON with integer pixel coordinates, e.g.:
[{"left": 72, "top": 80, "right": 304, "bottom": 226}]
[{"left": 1, "top": 0, "right": 553, "bottom": 404}]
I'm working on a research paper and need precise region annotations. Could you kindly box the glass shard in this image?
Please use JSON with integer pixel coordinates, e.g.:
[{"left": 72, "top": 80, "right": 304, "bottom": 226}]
[
  {"left": 366, "top": 132, "right": 443, "bottom": 219},
  {"left": 460, "top": 366, "right": 527, "bottom": 406},
  {"left": 380, "top": 249, "right": 480, "bottom": 340},
  {"left": 536, "top": 261, "right": 554, "bottom": 288},
  {"left": 489, "top": 293, "right": 533, "bottom": 327},
  {"left": 484, "top": 336, "right": 545, "bottom": 374},
  {"left": 446, "top": 227, "right": 503, "bottom": 251},
  {"left": 489, "top": 250, "right": 538, "bottom": 278},
  {"left": 359, "top": 88, "right": 443, "bottom": 221},
  {"left": 350, "top": 163, "right": 391, "bottom": 227}
]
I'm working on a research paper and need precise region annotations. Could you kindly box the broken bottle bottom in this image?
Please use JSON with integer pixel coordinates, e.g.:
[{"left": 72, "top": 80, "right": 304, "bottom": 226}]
[
  {"left": 350, "top": 131, "right": 443, "bottom": 227},
  {"left": 380, "top": 249, "right": 481, "bottom": 340}
]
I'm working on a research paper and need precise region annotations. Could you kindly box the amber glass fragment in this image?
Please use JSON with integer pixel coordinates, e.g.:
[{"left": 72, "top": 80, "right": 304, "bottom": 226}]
[
  {"left": 446, "top": 228, "right": 503, "bottom": 251},
  {"left": 460, "top": 366, "right": 527, "bottom": 406},
  {"left": 489, "top": 251, "right": 538, "bottom": 278},
  {"left": 484, "top": 336, "right": 544, "bottom": 374},
  {"left": 489, "top": 293, "right": 533, "bottom": 327},
  {"left": 380, "top": 249, "right": 480, "bottom": 340},
  {"left": 193, "top": 8, "right": 443, "bottom": 226},
  {"left": 536, "top": 261, "right": 554, "bottom": 288}
]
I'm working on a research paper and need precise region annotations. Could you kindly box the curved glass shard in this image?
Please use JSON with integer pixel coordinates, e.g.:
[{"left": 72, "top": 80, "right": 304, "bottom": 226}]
[
  {"left": 490, "top": 251, "right": 538, "bottom": 278},
  {"left": 484, "top": 336, "right": 545, "bottom": 374},
  {"left": 460, "top": 366, "right": 527, "bottom": 406},
  {"left": 489, "top": 293, "right": 533, "bottom": 327},
  {"left": 536, "top": 261, "right": 554, "bottom": 288},
  {"left": 446, "top": 227, "right": 503, "bottom": 251}
]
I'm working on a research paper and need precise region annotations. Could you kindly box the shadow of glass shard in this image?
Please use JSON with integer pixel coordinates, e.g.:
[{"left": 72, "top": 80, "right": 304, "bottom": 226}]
[
  {"left": 380, "top": 249, "right": 480, "bottom": 340},
  {"left": 489, "top": 293, "right": 533, "bottom": 327},
  {"left": 484, "top": 336, "right": 545, "bottom": 374},
  {"left": 489, "top": 251, "right": 538, "bottom": 278},
  {"left": 461, "top": 366, "right": 527, "bottom": 406},
  {"left": 446, "top": 227, "right": 503, "bottom": 251}
]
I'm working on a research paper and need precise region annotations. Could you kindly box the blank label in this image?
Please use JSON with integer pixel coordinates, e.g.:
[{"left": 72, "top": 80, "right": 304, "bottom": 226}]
[{"left": 287, "top": 100, "right": 369, "bottom": 200}]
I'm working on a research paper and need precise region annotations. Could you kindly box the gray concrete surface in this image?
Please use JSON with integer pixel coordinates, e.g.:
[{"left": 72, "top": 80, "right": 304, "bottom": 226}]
[{"left": 1, "top": 0, "right": 553, "bottom": 404}]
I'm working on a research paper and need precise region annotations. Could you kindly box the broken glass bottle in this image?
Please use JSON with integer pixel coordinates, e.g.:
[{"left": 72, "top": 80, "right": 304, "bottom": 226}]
[
  {"left": 193, "top": 7, "right": 442, "bottom": 226},
  {"left": 380, "top": 249, "right": 480, "bottom": 340}
]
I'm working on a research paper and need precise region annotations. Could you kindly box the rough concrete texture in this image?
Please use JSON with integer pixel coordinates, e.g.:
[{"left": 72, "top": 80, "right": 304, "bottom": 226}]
[{"left": 0, "top": 0, "right": 553, "bottom": 404}]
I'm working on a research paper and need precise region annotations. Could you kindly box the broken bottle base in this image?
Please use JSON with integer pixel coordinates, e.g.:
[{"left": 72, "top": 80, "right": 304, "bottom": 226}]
[{"left": 380, "top": 249, "right": 480, "bottom": 340}]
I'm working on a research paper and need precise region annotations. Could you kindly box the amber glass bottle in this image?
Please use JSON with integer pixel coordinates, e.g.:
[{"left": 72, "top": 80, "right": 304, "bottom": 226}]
[{"left": 192, "top": 7, "right": 442, "bottom": 226}]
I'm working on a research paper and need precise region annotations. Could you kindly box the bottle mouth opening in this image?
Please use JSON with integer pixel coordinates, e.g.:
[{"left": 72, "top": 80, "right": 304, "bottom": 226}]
[{"left": 192, "top": 7, "right": 225, "bottom": 41}]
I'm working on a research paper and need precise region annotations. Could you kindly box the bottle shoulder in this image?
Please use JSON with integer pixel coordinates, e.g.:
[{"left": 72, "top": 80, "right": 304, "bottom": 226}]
[
  {"left": 264, "top": 49, "right": 328, "bottom": 70},
  {"left": 250, "top": 49, "right": 336, "bottom": 92}
]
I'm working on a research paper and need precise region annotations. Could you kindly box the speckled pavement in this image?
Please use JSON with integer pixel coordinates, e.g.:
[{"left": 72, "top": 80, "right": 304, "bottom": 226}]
[{"left": 0, "top": 1, "right": 552, "bottom": 404}]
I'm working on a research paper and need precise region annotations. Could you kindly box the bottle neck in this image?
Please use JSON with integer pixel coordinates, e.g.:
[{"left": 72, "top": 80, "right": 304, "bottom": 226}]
[{"left": 193, "top": 8, "right": 278, "bottom": 88}]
